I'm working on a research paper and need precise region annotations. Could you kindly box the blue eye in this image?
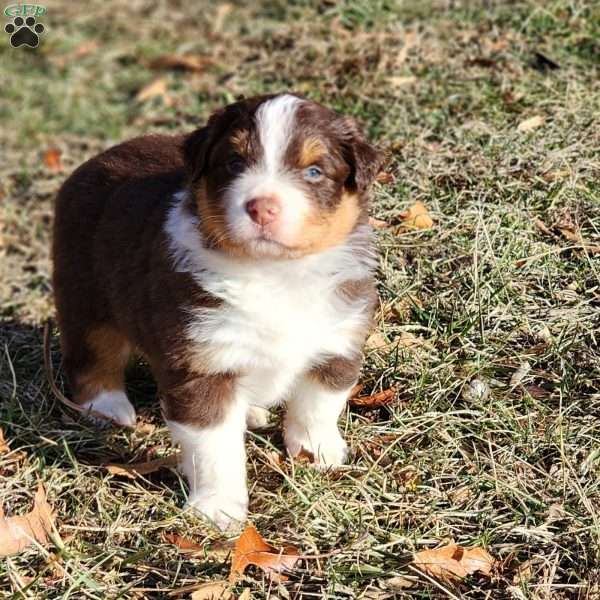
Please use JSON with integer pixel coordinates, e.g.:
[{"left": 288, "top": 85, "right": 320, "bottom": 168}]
[{"left": 303, "top": 165, "right": 323, "bottom": 182}]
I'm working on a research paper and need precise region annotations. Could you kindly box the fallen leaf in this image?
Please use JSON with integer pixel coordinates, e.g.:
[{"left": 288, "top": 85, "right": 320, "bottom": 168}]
[
  {"left": 413, "top": 544, "right": 495, "bottom": 582},
  {"left": 365, "top": 331, "right": 389, "bottom": 350},
  {"left": 229, "top": 525, "right": 299, "bottom": 583},
  {"left": 557, "top": 226, "right": 583, "bottom": 243},
  {"left": 399, "top": 201, "right": 433, "bottom": 230},
  {"left": 375, "top": 171, "right": 395, "bottom": 184},
  {"left": 0, "top": 483, "right": 55, "bottom": 556},
  {"left": 43, "top": 148, "right": 63, "bottom": 173},
  {"left": 350, "top": 387, "right": 397, "bottom": 408},
  {"left": 105, "top": 454, "right": 179, "bottom": 478},
  {"left": 369, "top": 216, "right": 390, "bottom": 228},
  {"left": 135, "top": 77, "right": 168, "bottom": 103},
  {"left": 532, "top": 216, "right": 552, "bottom": 236},
  {"left": 524, "top": 384, "right": 551, "bottom": 399},
  {"left": 0, "top": 428, "right": 8, "bottom": 454},
  {"left": 149, "top": 54, "right": 210, "bottom": 73},
  {"left": 163, "top": 532, "right": 204, "bottom": 555},
  {"left": 517, "top": 115, "right": 544, "bottom": 132},
  {"left": 384, "top": 575, "right": 416, "bottom": 590},
  {"left": 190, "top": 581, "right": 233, "bottom": 600}
]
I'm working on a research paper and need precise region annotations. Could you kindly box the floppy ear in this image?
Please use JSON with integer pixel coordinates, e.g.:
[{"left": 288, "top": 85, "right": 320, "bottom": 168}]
[
  {"left": 338, "top": 117, "right": 384, "bottom": 194},
  {"left": 183, "top": 107, "right": 227, "bottom": 180}
]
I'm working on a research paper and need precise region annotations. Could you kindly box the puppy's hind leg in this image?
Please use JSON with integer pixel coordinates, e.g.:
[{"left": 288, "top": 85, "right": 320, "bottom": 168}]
[{"left": 61, "top": 325, "right": 136, "bottom": 427}]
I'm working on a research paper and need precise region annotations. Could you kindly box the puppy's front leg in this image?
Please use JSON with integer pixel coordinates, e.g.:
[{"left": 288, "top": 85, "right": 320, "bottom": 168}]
[
  {"left": 284, "top": 355, "right": 361, "bottom": 467},
  {"left": 162, "top": 373, "right": 248, "bottom": 530}
]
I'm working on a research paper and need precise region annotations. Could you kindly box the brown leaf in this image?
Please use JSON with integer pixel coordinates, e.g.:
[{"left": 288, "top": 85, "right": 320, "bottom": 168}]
[
  {"left": 149, "top": 54, "right": 210, "bottom": 73},
  {"left": 229, "top": 525, "right": 299, "bottom": 583},
  {"left": 365, "top": 331, "right": 389, "bottom": 350},
  {"left": 190, "top": 581, "right": 233, "bottom": 600},
  {"left": 0, "top": 483, "right": 55, "bottom": 556},
  {"left": 294, "top": 447, "right": 315, "bottom": 463},
  {"left": 105, "top": 454, "right": 179, "bottom": 479},
  {"left": 43, "top": 148, "right": 63, "bottom": 173},
  {"left": 350, "top": 387, "right": 397, "bottom": 408},
  {"left": 135, "top": 77, "right": 168, "bottom": 103},
  {"left": 557, "top": 226, "right": 583, "bottom": 243},
  {"left": 163, "top": 532, "right": 204, "bottom": 555},
  {"left": 532, "top": 216, "right": 552, "bottom": 237},
  {"left": 0, "top": 428, "right": 8, "bottom": 454},
  {"left": 399, "top": 201, "right": 433, "bottom": 230},
  {"left": 369, "top": 216, "right": 390, "bottom": 229},
  {"left": 375, "top": 171, "right": 395, "bottom": 184},
  {"left": 517, "top": 115, "right": 544, "bottom": 132},
  {"left": 413, "top": 544, "right": 495, "bottom": 582}
]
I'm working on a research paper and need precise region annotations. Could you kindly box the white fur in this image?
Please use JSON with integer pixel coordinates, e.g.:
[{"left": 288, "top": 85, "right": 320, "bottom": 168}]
[
  {"left": 284, "top": 378, "right": 352, "bottom": 466},
  {"left": 224, "top": 94, "right": 310, "bottom": 249},
  {"left": 167, "top": 398, "right": 248, "bottom": 531},
  {"left": 164, "top": 188, "right": 375, "bottom": 527},
  {"left": 246, "top": 405, "right": 271, "bottom": 430},
  {"left": 81, "top": 390, "right": 136, "bottom": 428}
]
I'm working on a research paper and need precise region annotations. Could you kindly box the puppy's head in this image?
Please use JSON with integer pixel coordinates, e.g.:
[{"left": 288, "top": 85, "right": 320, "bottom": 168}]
[{"left": 184, "top": 94, "right": 382, "bottom": 259}]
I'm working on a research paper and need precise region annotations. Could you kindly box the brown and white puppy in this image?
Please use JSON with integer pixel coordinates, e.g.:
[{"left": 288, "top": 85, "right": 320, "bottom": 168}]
[{"left": 52, "top": 93, "right": 382, "bottom": 529}]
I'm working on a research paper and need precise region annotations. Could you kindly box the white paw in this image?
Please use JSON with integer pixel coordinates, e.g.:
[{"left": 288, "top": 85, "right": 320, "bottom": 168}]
[
  {"left": 81, "top": 391, "right": 136, "bottom": 428},
  {"left": 186, "top": 491, "right": 248, "bottom": 531},
  {"left": 284, "top": 424, "right": 348, "bottom": 467},
  {"left": 246, "top": 406, "right": 271, "bottom": 430}
]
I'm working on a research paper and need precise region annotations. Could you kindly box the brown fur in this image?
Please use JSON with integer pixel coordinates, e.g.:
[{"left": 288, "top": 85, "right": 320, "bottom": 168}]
[{"left": 52, "top": 94, "right": 381, "bottom": 431}]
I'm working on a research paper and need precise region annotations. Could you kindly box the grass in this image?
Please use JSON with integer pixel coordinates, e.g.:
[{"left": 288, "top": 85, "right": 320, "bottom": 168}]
[{"left": 1, "top": 0, "right": 599, "bottom": 597}]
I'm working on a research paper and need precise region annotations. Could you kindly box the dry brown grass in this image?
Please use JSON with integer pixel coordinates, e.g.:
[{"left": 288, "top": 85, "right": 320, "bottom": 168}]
[{"left": 1, "top": 1, "right": 599, "bottom": 598}]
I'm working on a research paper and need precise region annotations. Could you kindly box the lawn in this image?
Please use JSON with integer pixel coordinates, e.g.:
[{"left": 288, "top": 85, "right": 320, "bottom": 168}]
[{"left": 1, "top": 0, "right": 599, "bottom": 598}]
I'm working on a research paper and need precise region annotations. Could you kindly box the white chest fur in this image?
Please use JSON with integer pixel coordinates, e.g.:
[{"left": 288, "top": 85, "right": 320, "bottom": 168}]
[{"left": 165, "top": 192, "right": 375, "bottom": 406}]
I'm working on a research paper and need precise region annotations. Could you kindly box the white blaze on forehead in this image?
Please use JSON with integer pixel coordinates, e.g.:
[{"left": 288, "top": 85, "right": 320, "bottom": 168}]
[{"left": 255, "top": 94, "right": 303, "bottom": 174}]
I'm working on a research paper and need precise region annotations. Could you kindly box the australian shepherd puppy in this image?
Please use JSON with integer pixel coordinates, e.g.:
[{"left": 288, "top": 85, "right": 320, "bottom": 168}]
[{"left": 52, "top": 93, "right": 382, "bottom": 529}]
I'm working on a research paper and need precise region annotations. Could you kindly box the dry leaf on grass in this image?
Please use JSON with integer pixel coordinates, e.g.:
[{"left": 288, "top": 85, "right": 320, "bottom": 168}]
[
  {"left": 399, "top": 201, "right": 433, "bottom": 230},
  {"left": 350, "top": 387, "right": 397, "bottom": 408},
  {"left": 0, "top": 428, "right": 8, "bottom": 454},
  {"left": 163, "top": 532, "right": 204, "bottom": 555},
  {"left": 189, "top": 581, "right": 232, "bottom": 600},
  {"left": 369, "top": 216, "right": 390, "bottom": 229},
  {"left": 149, "top": 54, "right": 210, "bottom": 73},
  {"left": 413, "top": 544, "right": 495, "bottom": 581},
  {"left": 375, "top": 171, "right": 395, "bottom": 184},
  {"left": 135, "top": 77, "right": 168, "bottom": 103},
  {"left": 0, "top": 483, "right": 55, "bottom": 556},
  {"left": 365, "top": 331, "right": 389, "bottom": 350},
  {"left": 43, "top": 148, "right": 63, "bottom": 173},
  {"left": 229, "top": 524, "right": 299, "bottom": 583},
  {"left": 105, "top": 454, "right": 179, "bottom": 479},
  {"left": 517, "top": 115, "right": 544, "bottom": 132}
]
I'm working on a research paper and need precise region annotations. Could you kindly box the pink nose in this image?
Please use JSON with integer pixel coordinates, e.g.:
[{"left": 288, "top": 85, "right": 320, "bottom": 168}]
[{"left": 245, "top": 196, "right": 281, "bottom": 226}]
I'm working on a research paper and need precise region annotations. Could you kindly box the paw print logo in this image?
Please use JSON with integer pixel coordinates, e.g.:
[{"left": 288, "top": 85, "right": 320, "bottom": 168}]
[{"left": 5, "top": 16, "right": 45, "bottom": 48}]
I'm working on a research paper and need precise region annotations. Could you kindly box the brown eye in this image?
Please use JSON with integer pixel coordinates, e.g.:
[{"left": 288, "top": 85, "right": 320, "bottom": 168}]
[{"left": 225, "top": 157, "right": 246, "bottom": 175}]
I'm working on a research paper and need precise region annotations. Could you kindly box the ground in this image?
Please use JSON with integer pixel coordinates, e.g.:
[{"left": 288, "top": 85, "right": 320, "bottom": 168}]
[{"left": 1, "top": 0, "right": 599, "bottom": 598}]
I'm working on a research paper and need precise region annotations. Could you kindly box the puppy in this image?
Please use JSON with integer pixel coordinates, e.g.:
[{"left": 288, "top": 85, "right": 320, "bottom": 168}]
[{"left": 52, "top": 93, "right": 382, "bottom": 529}]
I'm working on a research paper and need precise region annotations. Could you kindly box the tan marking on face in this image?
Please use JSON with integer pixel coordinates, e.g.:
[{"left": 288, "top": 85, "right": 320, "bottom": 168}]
[
  {"left": 298, "top": 136, "right": 327, "bottom": 168},
  {"left": 230, "top": 129, "right": 250, "bottom": 155},
  {"left": 73, "top": 326, "right": 131, "bottom": 404},
  {"left": 294, "top": 192, "right": 361, "bottom": 254}
]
